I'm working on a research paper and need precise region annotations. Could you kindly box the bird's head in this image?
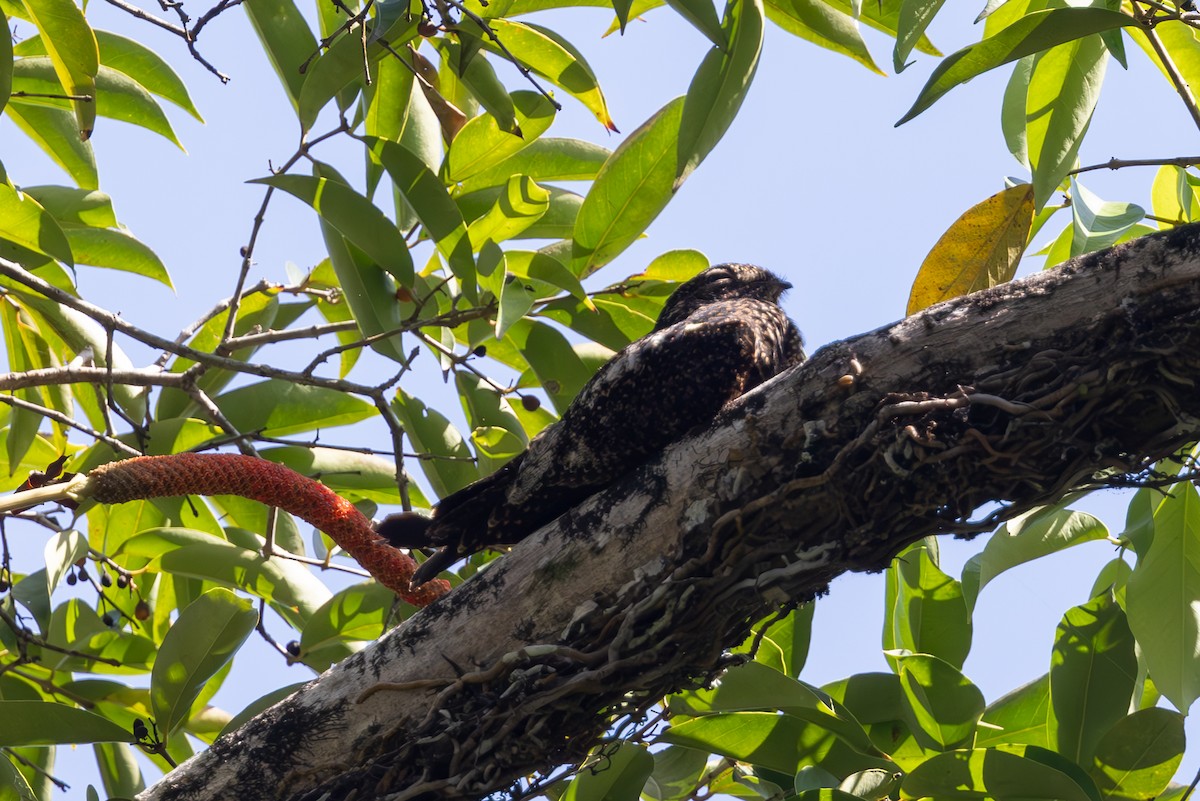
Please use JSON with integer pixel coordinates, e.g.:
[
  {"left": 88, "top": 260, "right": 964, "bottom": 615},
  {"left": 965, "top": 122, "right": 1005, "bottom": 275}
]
[{"left": 653, "top": 264, "right": 792, "bottom": 330}]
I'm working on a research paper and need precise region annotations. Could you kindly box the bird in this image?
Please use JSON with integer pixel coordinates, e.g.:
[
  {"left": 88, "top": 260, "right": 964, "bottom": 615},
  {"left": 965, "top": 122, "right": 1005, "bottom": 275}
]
[{"left": 377, "top": 263, "right": 805, "bottom": 587}]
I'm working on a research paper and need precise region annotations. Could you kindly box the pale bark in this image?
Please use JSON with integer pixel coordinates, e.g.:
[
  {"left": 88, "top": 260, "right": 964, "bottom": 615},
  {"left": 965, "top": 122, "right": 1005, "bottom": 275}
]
[{"left": 139, "top": 225, "right": 1200, "bottom": 801}]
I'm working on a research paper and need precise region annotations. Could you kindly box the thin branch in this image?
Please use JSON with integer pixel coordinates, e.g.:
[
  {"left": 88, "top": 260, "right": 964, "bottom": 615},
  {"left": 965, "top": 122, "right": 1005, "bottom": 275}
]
[
  {"left": 100, "top": 0, "right": 187, "bottom": 36},
  {"left": 1072, "top": 155, "right": 1200, "bottom": 175},
  {"left": 0, "top": 395, "right": 142, "bottom": 457},
  {"left": 219, "top": 320, "right": 358, "bottom": 354},
  {"left": 1133, "top": 3, "right": 1200, "bottom": 131}
]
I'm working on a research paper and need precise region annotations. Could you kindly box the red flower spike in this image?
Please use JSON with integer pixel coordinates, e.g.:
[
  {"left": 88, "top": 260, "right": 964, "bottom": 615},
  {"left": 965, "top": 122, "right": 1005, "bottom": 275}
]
[{"left": 88, "top": 453, "right": 450, "bottom": 606}]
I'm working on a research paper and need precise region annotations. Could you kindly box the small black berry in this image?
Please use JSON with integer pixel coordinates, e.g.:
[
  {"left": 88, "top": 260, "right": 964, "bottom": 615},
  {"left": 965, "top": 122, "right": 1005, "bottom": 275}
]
[
  {"left": 285, "top": 641, "right": 302, "bottom": 657},
  {"left": 100, "top": 573, "right": 112, "bottom": 587},
  {"left": 521, "top": 395, "right": 541, "bottom": 412},
  {"left": 65, "top": 572, "right": 77, "bottom": 586},
  {"left": 473, "top": 345, "right": 487, "bottom": 357}
]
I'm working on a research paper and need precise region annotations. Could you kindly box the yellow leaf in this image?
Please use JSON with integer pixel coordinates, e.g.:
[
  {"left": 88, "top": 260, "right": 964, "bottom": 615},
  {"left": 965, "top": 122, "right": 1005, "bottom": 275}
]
[{"left": 906, "top": 183, "right": 1035, "bottom": 315}]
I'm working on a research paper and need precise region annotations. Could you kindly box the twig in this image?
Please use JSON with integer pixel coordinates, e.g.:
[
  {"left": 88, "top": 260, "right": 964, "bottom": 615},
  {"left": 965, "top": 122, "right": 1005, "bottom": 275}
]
[
  {"left": 1133, "top": 3, "right": 1200, "bottom": 132},
  {"left": 220, "top": 320, "right": 358, "bottom": 354},
  {"left": 0, "top": 395, "right": 142, "bottom": 457},
  {"left": 1072, "top": 156, "right": 1200, "bottom": 175}
]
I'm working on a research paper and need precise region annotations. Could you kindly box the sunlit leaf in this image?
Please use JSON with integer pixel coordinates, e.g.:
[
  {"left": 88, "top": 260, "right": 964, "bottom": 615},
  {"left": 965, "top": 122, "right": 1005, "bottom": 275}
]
[
  {"left": 895, "top": 654, "right": 984, "bottom": 750},
  {"left": 446, "top": 91, "right": 557, "bottom": 182},
  {"left": 884, "top": 541, "right": 972, "bottom": 670},
  {"left": 0, "top": 701, "right": 129, "bottom": 745},
  {"left": 1049, "top": 592, "right": 1136, "bottom": 764},
  {"left": 897, "top": 8, "right": 1132, "bottom": 125},
  {"left": 242, "top": 0, "right": 317, "bottom": 112},
  {"left": 1069, "top": 180, "right": 1144, "bottom": 258},
  {"left": 12, "top": 59, "right": 181, "bottom": 146},
  {"left": 214, "top": 379, "right": 375, "bottom": 436},
  {"left": 485, "top": 20, "right": 617, "bottom": 131},
  {"left": 961, "top": 506, "right": 1108, "bottom": 613},
  {"left": 1126, "top": 481, "right": 1200, "bottom": 712},
  {"left": 901, "top": 746, "right": 1096, "bottom": 801},
  {"left": 5, "top": 101, "right": 97, "bottom": 189},
  {"left": 63, "top": 227, "right": 173, "bottom": 287},
  {"left": 894, "top": 0, "right": 946, "bottom": 71},
  {"left": 19, "top": 185, "right": 115, "bottom": 227},
  {"left": 976, "top": 674, "right": 1050, "bottom": 749},
  {"left": 562, "top": 743, "right": 654, "bottom": 801},
  {"left": 391, "top": 389, "right": 480, "bottom": 498},
  {"left": 906, "top": 183, "right": 1034, "bottom": 314},
  {"left": 1089, "top": 707, "right": 1184, "bottom": 801},
  {"left": 151, "top": 588, "right": 257, "bottom": 736},
  {"left": 19, "top": 0, "right": 97, "bottom": 136},
  {"left": 252, "top": 170, "right": 414, "bottom": 286},
  {"left": 0, "top": 184, "right": 72, "bottom": 265},
  {"left": 573, "top": 96, "right": 684, "bottom": 276},
  {"left": 676, "top": 0, "right": 764, "bottom": 186},
  {"left": 365, "top": 137, "right": 474, "bottom": 290},
  {"left": 765, "top": 0, "right": 881, "bottom": 75},
  {"left": 1025, "top": 36, "right": 1107, "bottom": 209}
]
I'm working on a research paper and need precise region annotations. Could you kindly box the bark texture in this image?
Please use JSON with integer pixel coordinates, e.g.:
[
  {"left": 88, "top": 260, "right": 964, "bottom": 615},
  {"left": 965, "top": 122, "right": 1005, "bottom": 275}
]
[{"left": 139, "top": 225, "right": 1200, "bottom": 801}]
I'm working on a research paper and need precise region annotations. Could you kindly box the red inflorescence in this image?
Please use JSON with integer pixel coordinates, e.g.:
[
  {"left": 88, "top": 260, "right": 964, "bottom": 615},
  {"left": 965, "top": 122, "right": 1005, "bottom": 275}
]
[{"left": 88, "top": 453, "right": 450, "bottom": 606}]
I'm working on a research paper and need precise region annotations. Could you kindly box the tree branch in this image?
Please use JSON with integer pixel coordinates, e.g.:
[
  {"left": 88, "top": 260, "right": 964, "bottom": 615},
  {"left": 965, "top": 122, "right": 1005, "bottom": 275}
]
[{"left": 138, "top": 225, "right": 1200, "bottom": 801}]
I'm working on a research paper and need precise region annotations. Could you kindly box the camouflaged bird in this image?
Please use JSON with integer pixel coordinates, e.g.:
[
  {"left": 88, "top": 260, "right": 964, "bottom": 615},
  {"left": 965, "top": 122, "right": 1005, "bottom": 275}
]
[{"left": 378, "top": 263, "right": 805, "bottom": 587}]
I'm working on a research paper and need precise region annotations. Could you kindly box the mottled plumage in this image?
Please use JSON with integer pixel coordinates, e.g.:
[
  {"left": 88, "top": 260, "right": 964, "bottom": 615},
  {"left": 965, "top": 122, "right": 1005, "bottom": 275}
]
[{"left": 379, "top": 263, "right": 805, "bottom": 586}]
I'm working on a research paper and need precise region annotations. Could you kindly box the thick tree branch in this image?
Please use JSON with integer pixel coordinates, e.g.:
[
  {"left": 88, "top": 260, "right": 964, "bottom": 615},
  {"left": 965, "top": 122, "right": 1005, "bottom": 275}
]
[{"left": 139, "top": 225, "right": 1200, "bottom": 801}]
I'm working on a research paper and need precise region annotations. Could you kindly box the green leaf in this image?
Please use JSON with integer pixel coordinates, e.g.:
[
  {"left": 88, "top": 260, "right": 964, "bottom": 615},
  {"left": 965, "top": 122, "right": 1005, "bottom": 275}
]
[
  {"left": 562, "top": 743, "right": 654, "bottom": 801},
  {"left": 644, "top": 746, "right": 708, "bottom": 801},
  {"left": 261, "top": 446, "right": 409, "bottom": 504},
  {"left": 961, "top": 506, "right": 1108, "bottom": 613},
  {"left": 1001, "top": 55, "right": 1034, "bottom": 169},
  {"left": 242, "top": 0, "right": 317, "bottom": 112},
  {"left": 0, "top": 701, "right": 130, "bottom": 745},
  {"left": 1069, "top": 180, "right": 1144, "bottom": 258},
  {"left": 63, "top": 227, "right": 173, "bottom": 287},
  {"left": 19, "top": 0, "right": 98, "bottom": 136},
  {"left": 504, "top": 319, "right": 594, "bottom": 411},
  {"left": 12, "top": 59, "right": 181, "bottom": 146},
  {"left": 297, "top": 16, "right": 417, "bottom": 132},
  {"left": 572, "top": 96, "right": 684, "bottom": 276},
  {"left": 901, "top": 746, "right": 1096, "bottom": 801},
  {"left": 5, "top": 101, "right": 97, "bottom": 189},
  {"left": 764, "top": 0, "right": 882, "bottom": 75},
  {"left": 1126, "top": 481, "right": 1200, "bottom": 712},
  {"left": 0, "top": 752, "right": 36, "bottom": 801},
  {"left": 438, "top": 37, "right": 517, "bottom": 133},
  {"left": 365, "top": 137, "right": 474, "bottom": 290},
  {"left": 253, "top": 170, "right": 414, "bottom": 286},
  {"left": 458, "top": 137, "right": 610, "bottom": 194},
  {"left": 740, "top": 604, "right": 813, "bottom": 677},
  {"left": 484, "top": 20, "right": 617, "bottom": 131},
  {"left": 895, "top": 654, "right": 984, "bottom": 750},
  {"left": 0, "top": 7, "right": 11, "bottom": 118},
  {"left": 214, "top": 379, "right": 375, "bottom": 436},
  {"left": 666, "top": 0, "right": 726, "bottom": 46},
  {"left": 894, "top": 0, "right": 946, "bottom": 71},
  {"left": 391, "top": 389, "right": 480, "bottom": 498},
  {"left": 676, "top": 661, "right": 879, "bottom": 756},
  {"left": 150, "top": 588, "right": 257, "bottom": 736},
  {"left": 318, "top": 226, "right": 410, "bottom": 365},
  {"left": 43, "top": 528, "right": 87, "bottom": 595},
  {"left": 676, "top": 0, "right": 764, "bottom": 186},
  {"left": 1025, "top": 36, "right": 1107, "bottom": 209},
  {"left": 468, "top": 175, "right": 550, "bottom": 247},
  {"left": 1088, "top": 707, "right": 1184, "bottom": 801},
  {"left": 19, "top": 185, "right": 115, "bottom": 227},
  {"left": 0, "top": 184, "right": 72, "bottom": 265},
  {"left": 661, "top": 712, "right": 891, "bottom": 776},
  {"left": 299, "top": 581, "right": 395, "bottom": 663},
  {"left": 445, "top": 91, "right": 557, "bottom": 183},
  {"left": 15, "top": 30, "right": 201, "bottom": 119},
  {"left": 896, "top": 8, "right": 1133, "bottom": 125},
  {"left": 976, "top": 674, "right": 1050, "bottom": 749},
  {"left": 1048, "top": 592, "right": 1136, "bottom": 764},
  {"left": 884, "top": 542, "right": 971, "bottom": 670}
]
